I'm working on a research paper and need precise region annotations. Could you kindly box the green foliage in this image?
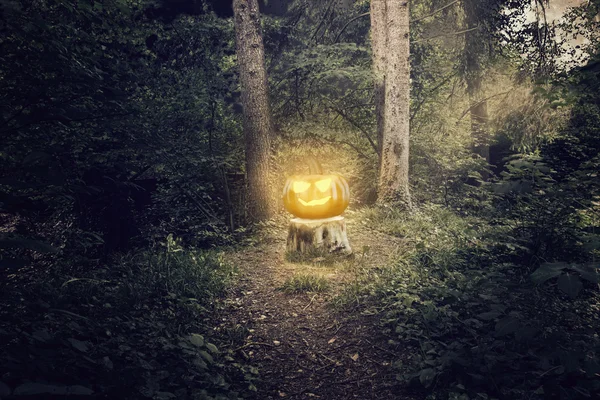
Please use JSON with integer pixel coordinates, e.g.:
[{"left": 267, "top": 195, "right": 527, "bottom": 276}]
[
  {"left": 531, "top": 262, "right": 599, "bottom": 298},
  {"left": 358, "top": 206, "right": 600, "bottom": 399},
  {"left": 2, "top": 0, "right": 600, "bottom": 399},
  {"left": 263, "top": 1, "right": 378, "bottom": 202},
  {"left": 0, "top": 0, "right": 243, "bottom": 256},
  {"left": 279, "top": 273, "right": 330, "bottom": 293},
  {"left": 0, "top": 237, "right": 252, "bottom": 399},
  {"left": 357, "top": 204, "right": 484, "bottom": 248},
  {"left": 116, "top": 234, "right": 237, "bottom": 303}
]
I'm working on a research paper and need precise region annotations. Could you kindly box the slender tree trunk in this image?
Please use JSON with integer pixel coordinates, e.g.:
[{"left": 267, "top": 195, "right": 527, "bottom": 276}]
[
  {"left": 376, "top": 0, "right": 411, "bottom": 207},
  {"left": 467, "top": 74, "right": 490, "bottom": 166},
  {"left": 233, "top": 0, "right": 274, "bottom": 221},
  {"left": 463, "top": 0, "right": 490, "bottom": 179},
  {"left": 370, "top": 0, "right": 386, "bottom": 161}
]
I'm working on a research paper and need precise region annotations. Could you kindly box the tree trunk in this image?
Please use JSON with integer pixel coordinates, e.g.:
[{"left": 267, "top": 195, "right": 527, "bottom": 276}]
[
  {"left": 287, "top": 216, "right": 351, "bottom": 255},
  {"left": 463, "top": 0, "right": 490, "bottom": 180},
  {"left": 233, "top": 0, "right": 274, "bottom": 221},
  {"left": 468, "top": 76, "right": 490, "bottom": 168},
  {"left": 370, "top": 0, "right": 386, "bottom": 161},
  {"left": 376, "top": 0, "right": 411, "bottom": 207}
]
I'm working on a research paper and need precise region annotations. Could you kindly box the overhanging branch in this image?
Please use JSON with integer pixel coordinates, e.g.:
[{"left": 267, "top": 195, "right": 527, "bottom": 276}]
[
  {"left": 412, "top": 0, "right": 460, "bottom": 23},
  {"left": 321, "top": 96, "right": 379, "bottom": 155},
  {"left": 457, "top": 90, "right": 513, "bottom": 122},
  {"left": 334, "top": 12, "right": 370, "bottom": 43},
  {"left": 413, "top": 26, "right": 479, "bottom": 44}
]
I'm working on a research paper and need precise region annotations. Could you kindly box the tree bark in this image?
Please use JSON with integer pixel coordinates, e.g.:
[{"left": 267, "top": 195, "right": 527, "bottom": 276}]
[
  {"left": 376, "top": 0, "right": 411, "bottom": 207},
  {"left": 233, "top": 0, "right": 274, "bottom": 221},
  {"left": 287, "top": 216, "right": 351, "bottom": 255},
  {"left": 463, "top": 0, "right": 490, "bottom": 179},
  {"left": 370, "top": 0, "right": 386, "bottom": 161}
]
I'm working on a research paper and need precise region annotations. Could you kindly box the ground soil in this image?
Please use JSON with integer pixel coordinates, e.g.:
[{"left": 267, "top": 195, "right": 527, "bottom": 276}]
[{"left": 217, "top": 214, "right": 421, "bottom": 400}]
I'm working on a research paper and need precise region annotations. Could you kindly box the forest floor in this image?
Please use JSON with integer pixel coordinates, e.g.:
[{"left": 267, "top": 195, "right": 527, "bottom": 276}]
[{"left": 216, "top": 213, "right": 421, "bottom": 400}]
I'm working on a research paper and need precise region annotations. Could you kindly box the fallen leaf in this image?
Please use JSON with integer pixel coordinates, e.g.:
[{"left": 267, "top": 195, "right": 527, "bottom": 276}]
[
  {"left": 194, "top": 357, "right": 208, "bottom": 369},
  {"left": 199, "top": 350, "right": 214, "bottom": 364},
  {"left": 350, "top": 353, "right": 359, "bottom": 362},
  {"left": 206, "top": 342, "right": 219, "bottom": 354},
  {"left": 32, "top": 330, "right": 51, "bottom": 342},
  {"left": 68, "top": 338, "right": 89, "bottom": 352},
  {"left": 328, "top": 337, "right": 336, "bottom": 344},
  {"left": 188, "top": 334, "right": 204, "bottom": 347}
]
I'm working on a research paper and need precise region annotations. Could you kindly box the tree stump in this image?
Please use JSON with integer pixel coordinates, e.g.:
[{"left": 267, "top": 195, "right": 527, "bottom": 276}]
[{"left": 287, "top": 216, "right": 351, "bottom": 255}]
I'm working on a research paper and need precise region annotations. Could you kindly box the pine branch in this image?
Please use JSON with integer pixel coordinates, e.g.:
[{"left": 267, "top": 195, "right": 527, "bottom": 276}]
[
  {"left": 334, "top": 12, "right": 370, "bottom": 43},
  {"left": 412, "top": 0, "right": 460, "bottom": 23},
  {"left": 322, "top": 97, "right": 379, "bottom": 155}
]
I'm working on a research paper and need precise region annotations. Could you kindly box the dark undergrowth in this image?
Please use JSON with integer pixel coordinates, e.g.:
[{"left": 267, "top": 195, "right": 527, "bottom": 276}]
[
  {"left": 0, "top": 234, "right": 256, "bottom": 400},
  {"left": 343, "top": 204, "right": 600, "bottom": 400}
]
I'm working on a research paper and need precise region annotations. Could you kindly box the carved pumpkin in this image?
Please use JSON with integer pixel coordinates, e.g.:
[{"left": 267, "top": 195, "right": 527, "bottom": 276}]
[{"left": 283, "top": 157, "right": 349, "bottom": 219}]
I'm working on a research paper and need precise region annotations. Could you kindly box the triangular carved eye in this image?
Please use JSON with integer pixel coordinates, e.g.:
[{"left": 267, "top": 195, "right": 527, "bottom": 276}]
[
  {"left": 315, "top": 179, "right": 331, "bottom": 192},
  {"left": 292, "top": 181, "right": 311, "bottom": 193}
]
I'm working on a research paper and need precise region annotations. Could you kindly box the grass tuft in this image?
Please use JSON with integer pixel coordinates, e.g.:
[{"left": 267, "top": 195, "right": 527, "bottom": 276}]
[{"left": 279, "top": 274, "right": 330, "bottom": 293}]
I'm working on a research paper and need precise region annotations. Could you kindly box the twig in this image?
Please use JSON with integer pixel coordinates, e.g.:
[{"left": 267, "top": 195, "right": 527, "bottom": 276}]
[
  {"left": 49, "top": 308, "right": 91, "bottom": 321},
  {"left": 413, "top": 26, "right": 479, "bottom": 44},
  {"left": 233, "top": 341, "right": 275, "bottom": 352},
  {"left": 334, "top": 12, "right": 370, "bottom": 43},
  {"left": 323, "top": 97, "right": 379, "bottom": 155},
  {"left": 365, "top": 340, "right": 401, "bottom": 358},
  {"left": 288, "top": 383, "right": 324, "bottom": 398},
  {"left": 309, "top": 133, "right": 372, "bottom": 160},
  {"left": 456, "top": 90, "right": 512, "bottom": 122},
  {"left": 332, "top": 376, "right": 375, "bottom": 385},
  {"left": 311, "top": 0, "right": 336, "bottom": 42},
  {"left": 334, "top": 323, "right": 343, "bottom": 335},
  {"left": 302, "top": 294, "right": 317, "bottom": 311},
  {"left": 410, "top": 71, "right": 457, "bottom": 122},
  {"left": 319, "top": 352, "right": 338, "bottom": 364},
  {"left": 177, "top": 184, "right": 221, "bottom": 223},
  {"left": 329, "top": 342, "right": 356, "bottom": 352},
  {"left": 315, "top": 362, "right": 337, "bottom": 372},
  {"left": 412, "top": 0, "right": 460, "bottom": 23}
]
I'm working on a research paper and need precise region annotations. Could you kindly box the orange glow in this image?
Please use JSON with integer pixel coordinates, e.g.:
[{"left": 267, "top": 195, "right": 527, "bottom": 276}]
[
  {"left": 298, "top": 196, "right": 331, "bottom": 206},
  {"left": 315, "top": 178, "right": 332, "bottom": 192},
  {"left": 292, "top": 181, "right": 311, "bottom": 193},
  {"left": 283, "top": 174, "right": 349, "bottom": 219}
]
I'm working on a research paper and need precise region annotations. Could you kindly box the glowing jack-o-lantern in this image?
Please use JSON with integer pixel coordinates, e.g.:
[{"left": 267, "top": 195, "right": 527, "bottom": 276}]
[{"left": 283, "top": 157, "right": 349, "bottom": 219}]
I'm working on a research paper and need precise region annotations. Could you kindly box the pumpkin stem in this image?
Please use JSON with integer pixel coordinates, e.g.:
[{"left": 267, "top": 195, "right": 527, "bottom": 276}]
[{"left": 307, "top": 156, "right": 323, "bottom": 175}]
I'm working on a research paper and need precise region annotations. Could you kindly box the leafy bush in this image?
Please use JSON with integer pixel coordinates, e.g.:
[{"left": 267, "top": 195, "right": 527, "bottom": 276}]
[
  {"left": 0, "top": 236, "right": 254, "bottom": 399},
  {"left": 531, "top": 261, "right": 600, "bottom": 298},
  {"left": 0, "top": 0, "right": 244, "bottom": 256},
  {"left": 357, "top": 206, "right": 600, "bottom": 399}
]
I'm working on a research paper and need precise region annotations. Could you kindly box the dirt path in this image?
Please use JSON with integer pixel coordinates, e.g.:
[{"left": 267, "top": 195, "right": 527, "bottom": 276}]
[{"left": 217, "top": 214, "right": 419, "bottom": 399}]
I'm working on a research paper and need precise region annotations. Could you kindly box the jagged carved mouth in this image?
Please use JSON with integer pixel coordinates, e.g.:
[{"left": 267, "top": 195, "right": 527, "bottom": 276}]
[{"left": 298, "top": 196, "right": 331, "bottom": 206}]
